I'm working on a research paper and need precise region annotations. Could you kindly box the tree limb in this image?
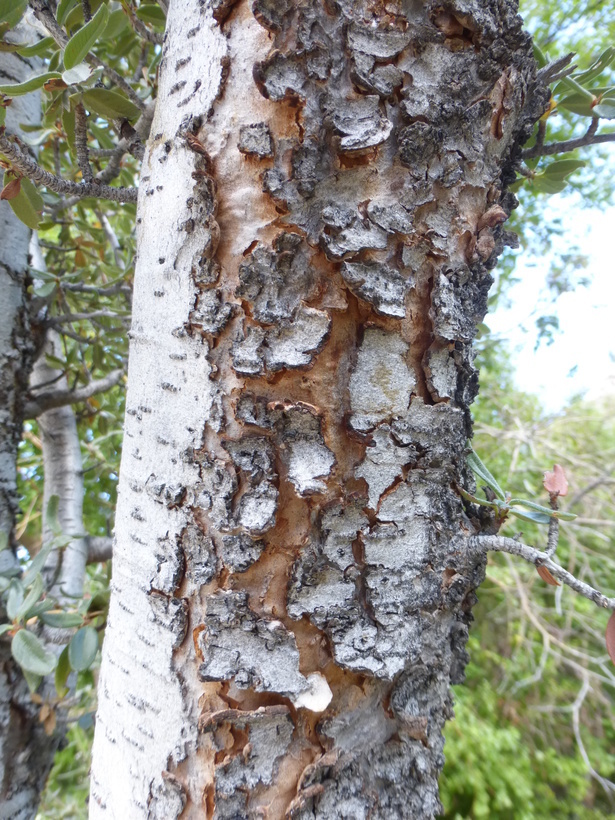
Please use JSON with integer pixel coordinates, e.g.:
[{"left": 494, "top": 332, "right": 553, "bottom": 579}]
[
  {"left": 23, "top": 368, "right": 124, "bottom": 419},
  {"left": 74, "top": 103, "right": 93, "bottom": 183},
  {"left": 0, "top": 133, "right": 138, "bottom": 203},
  {"left": 86, "top": 535, "right": 113, "bottom": 563},
  {"left": 522, "top": 118, "right": 615, "bottom": 159},
  {"left": 471, "top": 534, "right": 615, "bottom": 610}
]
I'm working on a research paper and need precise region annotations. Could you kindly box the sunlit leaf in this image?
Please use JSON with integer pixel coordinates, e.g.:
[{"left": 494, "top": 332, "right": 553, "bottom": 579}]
[
  {"left": 0, "top": 72, "right": 62, "bottom": 96},
  {"left": 80, "top": 88, "right": 141, "bottom": 121},
  {"left": 16, "top": 37, "right": 56, "bottom": 58},
  {"left": 62, "top": 63, "right": 92, "bottom": 85}
]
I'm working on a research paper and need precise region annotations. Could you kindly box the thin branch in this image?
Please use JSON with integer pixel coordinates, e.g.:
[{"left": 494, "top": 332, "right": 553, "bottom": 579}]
[
  {"left": 86, "top": 535, "right": 113, "bottom": 563},
  {"left": 81, "top": 0, "right": 92, "bottom": 23},
  {"left": 471, "top": 535, "right": 615, "bottom": 610},
  {"left": 48, "top": 309, "right": 127, "bottom": 325},
  {"left": 0, "top": 133, "right": 138, "bottom": 204},
  {"left": 536, "top": 52, "right": 576, "bottom": 84},
  {"left": 59, "top": 280, "right": 131, "bottom": 295},
  {"left": 522, "top": 118, "right": 613, "bottom": 159},
  {"left": 23, "top": 368, "right": 124, "bottom": 419},
  {"left": 74, "top": 103, "right": 93, "bottom": 183},
  {"left": 545, "top": 516, "right": 559, "bottom": 558},
  {"left": 127, "top": 11, "right": 163, "bottom": 46}
]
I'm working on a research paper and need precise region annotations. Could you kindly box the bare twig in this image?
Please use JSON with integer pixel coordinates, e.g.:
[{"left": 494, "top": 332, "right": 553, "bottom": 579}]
[
  {"left": 23, "top": 368, "right": 124, "bottom": 419},
  {"left": 471, "top": 535, "right": 615, "bottom": 610},
  {"left": 523, "top": 118, "right": 612, "bottom": 159},
  {"left": 48, "top": 309, "right": 127, "bottom": 325},
  {"left": 0, "top": 133, "right": 137, "bottom": 204},
  {"left": 536, "top": 52, "right": 576, "bottom": 84}
]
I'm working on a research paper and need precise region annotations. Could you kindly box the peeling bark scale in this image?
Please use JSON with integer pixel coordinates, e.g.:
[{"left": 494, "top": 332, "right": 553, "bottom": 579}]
[{"left": 91, "top": 1, "right": 545, "bottom": 817}]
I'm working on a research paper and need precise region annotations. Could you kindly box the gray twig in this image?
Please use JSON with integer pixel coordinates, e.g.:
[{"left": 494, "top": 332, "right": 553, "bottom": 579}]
[{"left": 0, "top": 133, "right": 137, "bottom": 204}]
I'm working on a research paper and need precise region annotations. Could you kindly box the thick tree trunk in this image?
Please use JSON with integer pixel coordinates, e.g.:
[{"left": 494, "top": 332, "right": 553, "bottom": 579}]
[
  {"left": 0, "top": 44, "right": 60, "bottom": 820},
  {"left": 91, "top": 1, "right": 545, "bottom": 816}
]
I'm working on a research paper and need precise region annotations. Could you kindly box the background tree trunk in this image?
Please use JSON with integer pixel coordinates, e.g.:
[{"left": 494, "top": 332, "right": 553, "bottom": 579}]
[
  {"left": 91, "top": 1, "right": 546, "bottom": 817},
  {"left": 0, "top": 42, "right": 62, "bottom": 820}
]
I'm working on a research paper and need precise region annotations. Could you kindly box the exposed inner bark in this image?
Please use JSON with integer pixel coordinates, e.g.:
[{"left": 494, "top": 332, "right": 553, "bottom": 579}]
[{"left": 91, "top": 0, "right": 546, "bottom": 817}]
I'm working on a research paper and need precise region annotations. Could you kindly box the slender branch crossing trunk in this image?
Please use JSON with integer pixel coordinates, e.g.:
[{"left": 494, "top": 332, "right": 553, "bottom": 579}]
[{"left": 91, "top": 1, "right": 545, "bottom": 816}]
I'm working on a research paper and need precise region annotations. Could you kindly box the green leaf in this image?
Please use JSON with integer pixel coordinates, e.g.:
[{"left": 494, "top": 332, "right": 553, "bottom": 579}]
[
  {"left": 55, "top": 645, "right": 71, "bottom": 696},
  {"left": 0, "top": 531, "right": 7, "bottom": 552},
  {"left": 532, "top": 43, "right": 547, "bottom": 69},
  {"left": 103, "top": 8, "right": 129, "bottom": 39},
  {"left": 466, "top": 449, "right": 506, "bottom": 501},
  {"left": 551, "top": 510, "right": 578, "bottom": 521},
  {"left": 0, "top": 0, "right": 27, "bottom": 29},
  {"left": 573, "top": 47, "right": 615, "bottom": 84},
  {"left": 8, "top": 180, "right": 41, "bottom": 230},
  {"left": 11, "top": 629, "right": 56, "bottom": 675},
  {"left": 16, "top": 37, "right": 56, "bottom": 57},
  {"left": 56, "top": 0, "right": 78, "bottom": 26},
  {"left": 0, "top": 623, "right": 13, "bottom": 637},
  {"left": 21, "top": 542, "right": 53, "bottom": 588},
  {"left": 63, "top": 3, "right": 109, "bottom": 70},
  {"left": 41, "top": 611, "right": 84, "bottom": 628},
  {"left": 509, "top": 507, "right": 552, "bottom": 525},
  {"left": 26, "top": 599, "right": 58, "bottom": 618},
  {"left": 532, "top": 176, "right": 569, "bottom": 195},
  {"left": 21, "top": 177, "right": 44, "bottom": 212},
  {"left": 16, "top": 573, "right": 44, "bottom": 621},
  {"left": 556, "top": 93, "right": 596, "bottom": 117},
  {"left": 80, "top": 88, "right": 141, "bottom": 121},
  {"left": 62, "top": 107, "right": 76, "bottom": 151},
  {"left": 6, "top": 581, "right": 24, "bottom": 621},
  {"left": 135, "top": 4, "right": 166, "bottom": 26},
  {"left": 87, "top": 589, "right": 110, "bottom": 614},
  {"left": 542, "top": 159, "right": 586, "bottom": 180},
  {"left": 68, "top": 626, "right": 99, "bottom": 671},
  {"left": 0, "top": 72, "right": 62, "bottom": 96},
  {"left": 592, "top": 99, "right": 615, "bottom": 119},
  {"left": 22, "top": 670, "right": 42, "bottom": 694}
]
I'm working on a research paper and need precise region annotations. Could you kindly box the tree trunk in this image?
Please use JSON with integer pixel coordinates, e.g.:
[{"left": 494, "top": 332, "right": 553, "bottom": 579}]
[
  {"left": 0, "top": 43, "right": 60, "bottom": 820},
  {"left": 91, "top": 1, "right": 545, "bottom": 816}
]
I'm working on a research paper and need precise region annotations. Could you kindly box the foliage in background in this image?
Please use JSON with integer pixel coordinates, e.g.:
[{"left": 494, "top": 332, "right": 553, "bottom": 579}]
[{"left": 441, "top": 350, "right": 615, "bottom": 817}]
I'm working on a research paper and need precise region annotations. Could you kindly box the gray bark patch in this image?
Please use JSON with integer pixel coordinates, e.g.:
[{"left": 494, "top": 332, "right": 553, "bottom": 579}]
[{"left": 349, "top": 329, "right": 415, "bottom": 432}]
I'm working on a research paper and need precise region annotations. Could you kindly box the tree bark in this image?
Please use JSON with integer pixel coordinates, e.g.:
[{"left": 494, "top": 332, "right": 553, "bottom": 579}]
[
  {"left": 0, "top": 42, "right": 61, "bottom": 820},
  {"left": 91, "top": 1, "right": 546, "bottom": 817}
]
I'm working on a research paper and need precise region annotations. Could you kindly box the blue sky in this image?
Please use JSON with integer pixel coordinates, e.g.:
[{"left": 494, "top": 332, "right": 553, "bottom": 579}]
[{"left": 488, "top": 204, "right": 615, "bottom": 413}]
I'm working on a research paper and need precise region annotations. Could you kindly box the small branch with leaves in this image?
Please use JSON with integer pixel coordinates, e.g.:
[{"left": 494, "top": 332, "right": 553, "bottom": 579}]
[
  {"left": 0, "top": 132, "right": 138, "bottom": 205},
  {"left": 463, "top": 449, "right": 615, "bottom": 664}
]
